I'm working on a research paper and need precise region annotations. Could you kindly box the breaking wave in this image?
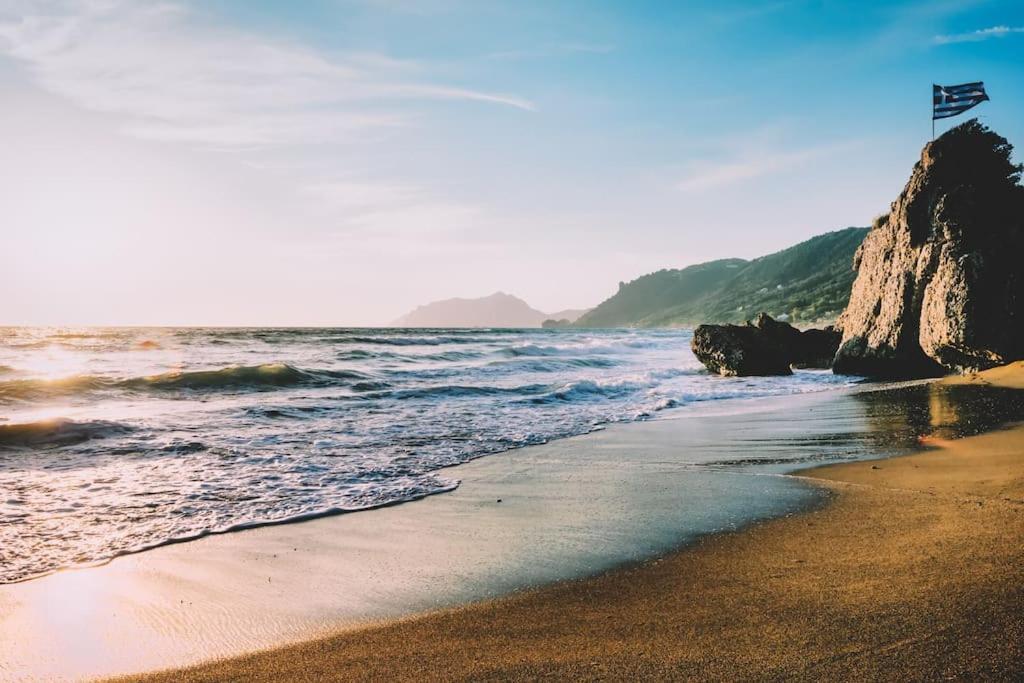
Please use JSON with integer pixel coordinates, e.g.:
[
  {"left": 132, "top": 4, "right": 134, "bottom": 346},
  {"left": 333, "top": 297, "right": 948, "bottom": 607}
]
[
  {"left": 0, "top": 364, "right": 376, "bottom": 402},
  {"left": 122, "top": 363, "right": 366, "bottom": 391},
  {"left": 0, "top": 375, "right": 112, "bottom": 402},
  {"left": 0, "top": 418, "right": 132, "bottom": 449}
]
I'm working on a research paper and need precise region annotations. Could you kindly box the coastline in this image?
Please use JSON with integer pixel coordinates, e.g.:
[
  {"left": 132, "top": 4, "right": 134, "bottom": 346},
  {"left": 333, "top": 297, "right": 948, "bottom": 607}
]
[
  {"left": 134, "top": 432, "right": 1024, "bottom": 681},
  {"left": 127, "top": 366, "right": 1024, "bottom": 681},
  {"left": 1, "top": 387, "right": 844, "bottom": 681},
  {"left": 1, "top": 372, "right": 1021, "bottom": 680}
]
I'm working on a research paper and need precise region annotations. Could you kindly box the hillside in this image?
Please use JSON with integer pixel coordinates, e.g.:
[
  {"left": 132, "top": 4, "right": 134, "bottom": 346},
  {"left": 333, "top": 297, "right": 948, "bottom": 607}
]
[
  {"left": 575, "top": 227, "right": 868, "bottom": 328},
  {"left": 392, "top": 292, "right": 587, "bottom": 328}
]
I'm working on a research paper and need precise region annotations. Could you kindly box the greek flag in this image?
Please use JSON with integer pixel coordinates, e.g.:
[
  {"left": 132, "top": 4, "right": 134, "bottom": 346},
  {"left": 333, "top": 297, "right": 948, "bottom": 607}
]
[{"left": 933, "top": 82, "right": 989, "bottom": 120}]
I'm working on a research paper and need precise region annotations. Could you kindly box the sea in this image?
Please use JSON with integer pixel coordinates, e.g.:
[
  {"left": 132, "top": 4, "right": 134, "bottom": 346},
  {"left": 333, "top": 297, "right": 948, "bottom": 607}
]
[{"left": 0, "top": 326, "right": 854, "bottom": 584}]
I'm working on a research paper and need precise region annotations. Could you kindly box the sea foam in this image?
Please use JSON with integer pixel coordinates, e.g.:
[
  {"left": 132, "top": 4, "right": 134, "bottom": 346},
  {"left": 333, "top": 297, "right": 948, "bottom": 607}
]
[{"left": 0, "top": 326, "right": 853, "bottom": 583}]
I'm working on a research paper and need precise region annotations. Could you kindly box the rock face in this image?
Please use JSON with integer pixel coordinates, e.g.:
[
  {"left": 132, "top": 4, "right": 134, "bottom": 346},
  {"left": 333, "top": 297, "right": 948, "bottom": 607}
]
[
  {"left": 748, "top": 313, "right": 841, "bottom": 369},
  {"left": 691, "top": 313, "right": 842, "bottom": 376},
  {"left": 691, "top": 322, "right": 792, "bottom": 377},
  {"left": 834, "top": 120, "right": 1024, "bottom": 377},
  {"left": 796, "top": 326, "right": 843, "bottom": 368}
]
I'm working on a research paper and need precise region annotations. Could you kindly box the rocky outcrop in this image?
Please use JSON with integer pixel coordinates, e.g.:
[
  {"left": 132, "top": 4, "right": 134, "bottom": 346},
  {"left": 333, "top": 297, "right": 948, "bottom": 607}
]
[
  {"left": 795, "top": 327, "right": 842, "bottom": 368},
  {"left": 834, "top": 120, "right": 1024, "bottom": 377},
  {"left": 692, "top": 322, "right": 792, "bottom": 376},
  {"left": 691, "top": 313, "right": 842, "bottom": 376},
  {"left": 749, "top": 313, "right": 841, "bottom": 369}
]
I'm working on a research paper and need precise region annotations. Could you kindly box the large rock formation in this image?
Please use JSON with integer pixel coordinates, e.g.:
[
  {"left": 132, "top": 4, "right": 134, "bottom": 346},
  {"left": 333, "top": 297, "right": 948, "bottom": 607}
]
[
  {"left": 691, "top": 313, "right": 842, "bottom": 376},
  {"left": 834, "top": 120, "right": 1024, "bottom": 377}
]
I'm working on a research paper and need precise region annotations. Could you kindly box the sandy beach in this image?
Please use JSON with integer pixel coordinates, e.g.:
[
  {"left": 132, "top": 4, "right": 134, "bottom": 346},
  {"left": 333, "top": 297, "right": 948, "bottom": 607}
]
[{"left": 127, "top": 365, "right": 1024, "bottom": 682}]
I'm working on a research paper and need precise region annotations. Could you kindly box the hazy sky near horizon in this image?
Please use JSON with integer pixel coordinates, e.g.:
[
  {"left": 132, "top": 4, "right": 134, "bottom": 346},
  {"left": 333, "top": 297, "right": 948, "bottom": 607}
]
[{"left": 3, "top": 0, "right": 1023, "bottom": 325}]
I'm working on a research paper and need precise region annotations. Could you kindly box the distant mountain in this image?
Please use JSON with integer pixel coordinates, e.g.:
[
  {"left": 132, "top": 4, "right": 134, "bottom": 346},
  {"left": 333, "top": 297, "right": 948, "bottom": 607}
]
[
  {"left": 392, "top": 292, "right": 588, "bottom": 328},
  {"left": 575, "top": 227, "right": 868, "bottom": 328}
]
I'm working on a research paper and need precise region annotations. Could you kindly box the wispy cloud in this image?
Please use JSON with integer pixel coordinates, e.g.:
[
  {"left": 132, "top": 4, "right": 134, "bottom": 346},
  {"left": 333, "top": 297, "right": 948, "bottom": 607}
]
[
  {"left": 301, "top": 181, "right": 426, "bottom": 211},
  {"left": 0, "top": 0, "right": 524, "bottom": 246},
  {"left": 299, "top": 179, "right": 482, "bottom": 246},
  {"left": 676, "top": 138, "right": 858, "bottom": 192},
  {"left": 0, "top": 0, "right": 535, "bottom": 149},
  {"left": 934, "top": 25, "right": 1024, "bottom": 44}
]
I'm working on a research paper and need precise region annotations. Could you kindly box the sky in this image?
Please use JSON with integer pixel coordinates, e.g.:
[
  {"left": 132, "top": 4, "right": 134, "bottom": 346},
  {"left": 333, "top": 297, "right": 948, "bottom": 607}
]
[{"left": 2, "top": 0, "right": 1023, "bottom": 326}]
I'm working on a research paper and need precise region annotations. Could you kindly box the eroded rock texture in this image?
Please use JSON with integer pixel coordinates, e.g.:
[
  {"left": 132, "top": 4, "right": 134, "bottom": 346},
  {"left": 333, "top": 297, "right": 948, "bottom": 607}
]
[
  {"left": 691, "top": 321, "right": 793, "bottom": 377},
  {"left": 691, "top": 314, "right": 841, "bottom": 377},
  {"left": 834, "top": 120, "right": 1024, "bottom": 377}
]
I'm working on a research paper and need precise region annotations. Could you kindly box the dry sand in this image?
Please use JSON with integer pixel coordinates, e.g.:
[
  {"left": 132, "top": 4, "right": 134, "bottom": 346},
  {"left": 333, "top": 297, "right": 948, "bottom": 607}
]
[{"left": 129, "top": 365, "right": 1024, "bottom": 682}]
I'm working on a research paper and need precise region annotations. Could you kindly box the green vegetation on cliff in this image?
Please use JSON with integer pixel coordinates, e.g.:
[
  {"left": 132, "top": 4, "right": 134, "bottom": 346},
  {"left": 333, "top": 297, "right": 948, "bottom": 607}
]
[{"left": 575, "top": 227, "right": 868, "bottom": 328}]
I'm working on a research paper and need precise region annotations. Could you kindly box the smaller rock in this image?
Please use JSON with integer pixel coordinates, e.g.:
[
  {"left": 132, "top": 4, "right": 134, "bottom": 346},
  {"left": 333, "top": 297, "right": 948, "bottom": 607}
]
[
  {"left": 691, "top": 323, "right": 793, "bottom": 377},
  {"left": 749, "top": 313, "right": 842, "bottom": 369},
  {"left": 691, "top": 313, "right": 843, "bottom": 376},
  {"left": 792, "top": 325, "right": 843, "bottom": 369}
]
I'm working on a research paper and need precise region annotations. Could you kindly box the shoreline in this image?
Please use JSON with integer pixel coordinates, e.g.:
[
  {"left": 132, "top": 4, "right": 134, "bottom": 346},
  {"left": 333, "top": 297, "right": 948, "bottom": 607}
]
[
  {"left": 0, "top": 373, "right": 853, "bottom": 588},
  {"left": 2, "top": 373, "right": 1022, "bottom": 680},
  {"left": 3, "top": 387, "right": 847, "bottom": 681},
  {"left": 126, "top": 366, "right": 1024, "bottom": 681}
]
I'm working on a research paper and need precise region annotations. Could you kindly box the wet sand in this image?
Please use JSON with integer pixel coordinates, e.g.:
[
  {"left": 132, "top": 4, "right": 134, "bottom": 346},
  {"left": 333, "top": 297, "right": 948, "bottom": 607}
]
[{"left": 127, "top": 366, "right": 1024, "bottom": 681}]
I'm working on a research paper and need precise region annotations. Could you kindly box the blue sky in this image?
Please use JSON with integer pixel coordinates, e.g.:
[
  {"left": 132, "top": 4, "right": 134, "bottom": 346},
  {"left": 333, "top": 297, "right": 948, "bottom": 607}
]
[{"left": 2, "top": 0, "right": 1023, "bottom": 325}]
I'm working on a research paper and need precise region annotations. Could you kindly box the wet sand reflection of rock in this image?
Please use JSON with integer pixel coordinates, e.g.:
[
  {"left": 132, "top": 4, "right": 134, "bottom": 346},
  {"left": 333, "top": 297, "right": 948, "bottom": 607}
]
[{"left": 854, "top": 382, "right": 1024, "bottom": 450}]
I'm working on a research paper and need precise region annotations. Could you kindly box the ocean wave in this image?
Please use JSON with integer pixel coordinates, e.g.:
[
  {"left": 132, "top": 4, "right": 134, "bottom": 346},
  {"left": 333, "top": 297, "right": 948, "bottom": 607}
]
[
  {"left": 125, "top": 363, "right": 312, "bottom": 390},
  {"left": 44, "top": 331, "right": 129, "bottom": 342},
  {"left": 502, "top": 344, "right": 579, "bottom": 357},
  {"left": 336, "top": 349, "right": 380, "bottom": 360},
  {"left": 386, "top": 383, "right": 551, "bottom": 400},
  {"left": 333, "top": 335, "right": 500, "bottom": 346},
  {"left": 0, "top": 364, "right": 376, "bottom": 402},
  {"left": 46, "top": 332, "right": 111, "bottom": 340},
  {"left": 338, "top": 349, "right": 487, "bottom": 363},
  {"left": 351, "top": 380, "right": 392, "bottom": 392},
  {"left": 527, "top": 378, "right": 650, "bottom": 404},
  {"left": 485, "top": 357, "right": 621, "bottom": 372},
  {"left": 418, "top": 350, "right": 487, "bottom": 362},
  {"left": 0, "top": 418, "right": 131, "bottom": 449},
  {"left": 5, "top": 340, "right": 52, "bottom": 350},
  {"left": 123, "top": 364, "right": 371, "bottom": 391},
  {"left": 244, "top": 405, "right": 332, "bottom": 419},
  {"left": 0, "top": 375, "right": 113, "bottom": 402},
  {"left": 500, "top": 342, "right": 653, "bottom": 358},
  {"left": 382, "top": 376, "right": 663, "bottom": 403}
]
